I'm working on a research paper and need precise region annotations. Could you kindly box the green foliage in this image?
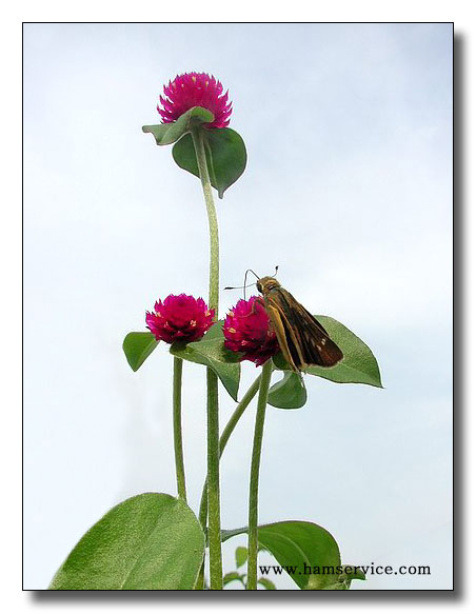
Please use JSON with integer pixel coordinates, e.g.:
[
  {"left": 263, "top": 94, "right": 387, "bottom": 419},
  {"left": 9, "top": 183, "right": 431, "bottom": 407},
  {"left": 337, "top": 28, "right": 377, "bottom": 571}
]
[
  {"left": 273, "top": 315, "right": 382, "bottom": 388},
  {"left": 223, "top": 547, "right": 275, "bottom": 590},
  {"left": 142, "top": 106, "right": 214, "bottom": 146},
  {"left": 222, "top": 521, "right": 364, "bottom": 590},
  {"left": 170, "top": 322, "right": 241, "bottom": 401},
  {"left": 173, "top": 128, "right": 247, "bottom": 198},
  {"left": 223, "top": 571, "right": 246, "bottom": 588},
  {"left": 258, "top": 577, "right": 277, "bottom": 590},
  {"left": 329, "top": 565, "right": 367, "bottom": 590},
  {"left": 268, "top": 372, "right": 307, "bottom": 409},
  {"left": 123, "top": 314, "right": 381, "bottom": 404},
  {"left": 49, "top": 493, "right": 205, "bottom": 590},
  {"left": 235, "top": 546, "right": 248, "bottom": 568},
  {"left": 122, "top": 332, "right": 159, "bottom": 372},
  {"left": 170, "top": 314, "right": 381, "bottom": 397}
]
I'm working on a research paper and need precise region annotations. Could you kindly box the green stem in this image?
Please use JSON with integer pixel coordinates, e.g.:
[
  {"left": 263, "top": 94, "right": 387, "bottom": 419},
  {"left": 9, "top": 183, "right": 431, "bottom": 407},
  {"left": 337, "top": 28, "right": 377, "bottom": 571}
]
[
  {"left": 247, "top": 360, "right": 273, "bottom": 590},
  {"left": 191, "top": 126, "right": 219, "bottom": 310},
  {"left": 191, "top": 125, "right": 222, "bottom": 590},
  {"left": 173, "top": 357, "right": 186, "bottom": 501},
  {"left": 198, "top": 374, "right": 262, "bottom": 526},
  {"left": 195, "top": 374, "right": 262, "bottom": 590}
]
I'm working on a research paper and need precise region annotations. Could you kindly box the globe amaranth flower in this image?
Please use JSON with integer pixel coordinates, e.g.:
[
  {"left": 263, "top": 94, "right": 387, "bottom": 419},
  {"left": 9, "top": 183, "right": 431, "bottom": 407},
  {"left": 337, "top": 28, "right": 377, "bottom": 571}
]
[
  {"left": 146, "top": 294, "right": 215, "bottom": 344},
  {"left": 157, "top": 72, "right": 232, "bottom": 129},
  {"left": 223, "top": 296, "right": 280, "bottom": 366}
]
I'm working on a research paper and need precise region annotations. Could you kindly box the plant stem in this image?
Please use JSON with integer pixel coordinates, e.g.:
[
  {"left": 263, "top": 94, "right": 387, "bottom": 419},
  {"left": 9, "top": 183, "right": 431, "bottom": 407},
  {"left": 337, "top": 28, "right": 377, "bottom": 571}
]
[
  {"left": 172, "top": 356, "right": 186, "bottom": 501},
  {"left": 191, "top": 126, "right": 219, "bottom": 310},
  {"left": 191, "top": 125, "right": 222, "bottom": 590},
  {"left": 247, "top": 360, "right": 273, "bottom": 590},
  {"left": 195, "top": 374, "right": 261, "bottom": 590},
  {"left": 198, "top": 374, "right": 262, "bottom": 526}
]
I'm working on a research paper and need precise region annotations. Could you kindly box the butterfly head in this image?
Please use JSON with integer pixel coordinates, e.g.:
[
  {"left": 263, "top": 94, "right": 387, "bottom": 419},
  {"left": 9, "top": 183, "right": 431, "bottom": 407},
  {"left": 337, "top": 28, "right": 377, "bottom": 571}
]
[{"left": 257, "top": 276, "right": 281, "bottom": 295}]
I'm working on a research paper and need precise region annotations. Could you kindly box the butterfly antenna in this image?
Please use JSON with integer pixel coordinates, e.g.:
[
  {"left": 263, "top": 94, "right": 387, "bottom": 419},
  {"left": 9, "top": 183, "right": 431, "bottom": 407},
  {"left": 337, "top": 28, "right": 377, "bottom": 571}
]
[
  {"left": 244, "top": 269, "right": 260, "bottom": 299},
  {"left": 224, "top": 282, "right": 256, "bottom": 291},
  {"left": 225, "top": 269, "right": 260, "bottom": 298}
]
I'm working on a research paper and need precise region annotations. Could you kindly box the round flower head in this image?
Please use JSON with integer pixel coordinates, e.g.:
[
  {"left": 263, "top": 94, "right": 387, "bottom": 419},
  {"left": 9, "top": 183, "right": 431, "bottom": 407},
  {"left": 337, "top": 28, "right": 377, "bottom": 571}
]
[
  {"left": 223, "top": 296, "right": 280, "bottom": 367},
  {"left": 158, "top": 72, "right": 232, "bottom": 129},
  {"left": 146, "top": 294, "right": 215, "bottom": 344}
]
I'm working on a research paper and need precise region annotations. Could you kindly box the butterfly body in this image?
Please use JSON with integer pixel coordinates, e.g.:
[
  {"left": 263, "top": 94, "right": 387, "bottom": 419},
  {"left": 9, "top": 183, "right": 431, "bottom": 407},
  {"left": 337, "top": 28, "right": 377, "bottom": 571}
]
[{"left": 256, "top": 276, "right": 343, "bottom": 372}]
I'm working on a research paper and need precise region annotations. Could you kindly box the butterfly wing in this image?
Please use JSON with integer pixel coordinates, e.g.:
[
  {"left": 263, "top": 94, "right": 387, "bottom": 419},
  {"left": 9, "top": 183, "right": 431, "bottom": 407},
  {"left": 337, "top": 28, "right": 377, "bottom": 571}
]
[
  {"left": 262, "top": 300, "right": 304, "bottom": 373},
  {"left": 264, "top": 288, "right": 343, "bottom": 369}
]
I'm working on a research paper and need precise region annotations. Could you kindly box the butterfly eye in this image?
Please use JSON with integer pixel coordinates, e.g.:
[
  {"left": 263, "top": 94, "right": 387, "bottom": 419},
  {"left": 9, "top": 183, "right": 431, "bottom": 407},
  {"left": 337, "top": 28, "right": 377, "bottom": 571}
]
[{"left": 256, "top": 281, "right": 262, "bottom": 293}]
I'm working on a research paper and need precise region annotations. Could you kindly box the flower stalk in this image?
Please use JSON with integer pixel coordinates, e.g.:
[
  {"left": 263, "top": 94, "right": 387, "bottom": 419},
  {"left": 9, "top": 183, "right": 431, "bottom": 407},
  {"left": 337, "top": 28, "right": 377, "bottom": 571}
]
[
  {"left": 198, "top": 374, "right": 262, "bottom": 525},
  {"left": 191, "top": 126, "right": 220, "bottom": 311},
  {"left": 172, "top": 356, "right": 186, "bottom": 500},
  {"left": 195, "top": 373, "right": 262, "bottom": 590},
  {"left": 191, "top": 124, "right": 222, "bottom": 590},
  {"left": 247, "top": 359, "right": 273, "bottom": 590}
]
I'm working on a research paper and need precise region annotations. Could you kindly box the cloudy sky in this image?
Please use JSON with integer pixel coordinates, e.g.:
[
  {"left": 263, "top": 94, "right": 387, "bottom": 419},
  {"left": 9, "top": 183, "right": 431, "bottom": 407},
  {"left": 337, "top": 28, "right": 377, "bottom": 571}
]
[{"left": 24, "top": 23, "right": 452, "bottom": 590}]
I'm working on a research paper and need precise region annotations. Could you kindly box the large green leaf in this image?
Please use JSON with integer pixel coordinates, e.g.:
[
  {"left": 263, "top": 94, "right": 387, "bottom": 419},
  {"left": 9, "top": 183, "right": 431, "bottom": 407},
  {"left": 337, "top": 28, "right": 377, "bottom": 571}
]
[
  {"left": 123, "top": 332, "right": 159, "bottom": 372},
  {"left": 170, "top": 322, "right": 241, "bottom": 401},
  {"left": 50, "top": 493, "right": 205, "bottom": 590},
  {"left": 173, "top": 128, "right": 247, "bottom": 198},
  {"left": 222, "top": 520, "right": 342, "bottom": 590},
  {"left": 273, "top": 315, "right": 382, "bottom": 388},
  {"left": 268, "top": 372, "right": 307, "bottom": 409},
  {"left": 142, "top": 106, "right": 214, "bottom": 146}
]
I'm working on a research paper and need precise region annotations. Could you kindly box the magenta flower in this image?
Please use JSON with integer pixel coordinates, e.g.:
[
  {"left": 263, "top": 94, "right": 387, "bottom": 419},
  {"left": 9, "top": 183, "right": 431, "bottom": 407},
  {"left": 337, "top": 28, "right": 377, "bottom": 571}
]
[
  {"left": 223, "top": 296, "right": 280, "bottom": 367},
  {"left": 157, "top": 72, "right": 232, "bottom": 129},
  {"left": 146, "top": 294, "right": 215, "bottom": 344}
]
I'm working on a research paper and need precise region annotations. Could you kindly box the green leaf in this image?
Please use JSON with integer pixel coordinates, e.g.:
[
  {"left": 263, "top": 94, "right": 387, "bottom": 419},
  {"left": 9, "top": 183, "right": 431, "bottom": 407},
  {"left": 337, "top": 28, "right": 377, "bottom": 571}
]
[
  {"left": 223, "top": 571, "right": 245, "bottom": 587},
  {"left": 258, "top": 577, "right": 277, "bottom": 590},
  {"left": 201, "top": 320, "right": 226, "bottom": 341},
  {"left": 142, "top": 106, "right": 214, "bottom": 146},
  {"left": 341, "top": 564, "right": 366, "bottom": 582},
  {"left": 222, "top": 520, "right": 342, "bottom": 590},
  {"left": 172, "top": 128, "right": 247, "bottom": 198},
  {"left": 235, "top": 546, "right": 248, "bottom": 568},
  {"left": 49, "top": 493, "right": 205, "bottom": 590},
  {"left": 273, "top": 315, "right": 382, "bottom": 388},
  {"left": 123, "top": 332, "right": 159, "bottom": 372},
  {"left": 334, "top": 564, "right": 366, "bottom": 590},
  {"left": 170, "top": 322, "right": 241, "bottom": 401},
  {"left": 268, "top": 372, "right": 307, "bottom": 409}
]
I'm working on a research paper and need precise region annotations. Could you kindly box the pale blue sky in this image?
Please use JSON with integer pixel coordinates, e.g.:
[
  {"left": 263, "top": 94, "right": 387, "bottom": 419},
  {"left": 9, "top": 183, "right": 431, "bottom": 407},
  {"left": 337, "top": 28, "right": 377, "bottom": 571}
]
[{"left": 24, "top": 23, "right": 452, "bottom": 589}]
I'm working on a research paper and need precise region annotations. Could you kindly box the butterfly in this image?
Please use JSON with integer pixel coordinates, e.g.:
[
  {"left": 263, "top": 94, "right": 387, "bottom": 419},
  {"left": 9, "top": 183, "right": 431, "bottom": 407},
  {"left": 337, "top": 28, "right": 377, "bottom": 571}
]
[{"left": 255, "top": 275, "right": 343, "bottom": 372}]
